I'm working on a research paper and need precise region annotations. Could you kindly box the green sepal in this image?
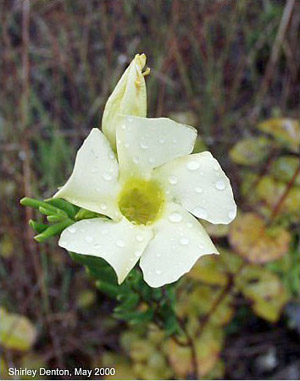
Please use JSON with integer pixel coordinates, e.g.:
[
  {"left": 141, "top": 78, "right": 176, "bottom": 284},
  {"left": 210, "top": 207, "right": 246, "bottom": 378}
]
[
  {"left": 34, "top": 219, "right": 73, "bottom": 242},
  {"left": 75, "top": 208, "right": 101, "bottom": 221},
  {"left": 29, "top": 220, "right": 48, "bottom": 234},
  {"left": 45, "top": 198, "right": 78, "bottom": 218}
]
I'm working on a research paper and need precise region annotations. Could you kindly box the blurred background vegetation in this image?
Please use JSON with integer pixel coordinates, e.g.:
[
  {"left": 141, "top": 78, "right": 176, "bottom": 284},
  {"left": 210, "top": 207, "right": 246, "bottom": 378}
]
[{"left": 0, "top": 0, "right": 299, "bottom": 379}]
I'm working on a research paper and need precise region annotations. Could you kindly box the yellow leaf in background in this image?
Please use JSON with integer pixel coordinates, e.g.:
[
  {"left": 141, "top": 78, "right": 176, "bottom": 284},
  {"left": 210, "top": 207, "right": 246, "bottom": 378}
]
[
  {"left": 270, "top": 156, "right": 300, "bottom": 186},
  {"left": 256, "top": 176, "right": 300, "bottom": 220},
  {"left": 219, "top": 249, "right": 244, "bottom": 275},
  {"left": 229, "top": 213, "right": 290, "bottom": 263},
  {"left": 102, "top": 54, "right": 148, "bottom": 150},
  {"left": 167, "top": 324, "right": 224, "bottom": 378},
  {"left": 188, "top": 254, "right": 228, "bottom": 286},
  {"left": 236, "top": 265, "right": 289, "bottom": 322},
  {"left": 257, "top": 118, "right": 300, "bottom": 153},
  {"left": 0, "top": 308, "right": 37, "bottom": 351},
  {"left": 229, "top": 137, "right": 273, "bottom": 166},
  {"left": 202, "top": 220, "right": 230, "bottom": 238},
  {"left": 177, "top": 286, "right": 234, "bottom": 327}
]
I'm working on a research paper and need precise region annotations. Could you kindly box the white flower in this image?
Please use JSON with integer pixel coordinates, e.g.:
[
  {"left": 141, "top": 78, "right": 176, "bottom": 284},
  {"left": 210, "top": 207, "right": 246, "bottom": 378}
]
[{"left": 54, "top": 115, "right": 236, "bottom": 287}]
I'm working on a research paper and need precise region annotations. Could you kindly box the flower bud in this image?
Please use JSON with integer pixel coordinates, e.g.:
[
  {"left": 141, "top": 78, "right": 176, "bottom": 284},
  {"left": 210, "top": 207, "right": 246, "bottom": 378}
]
[{"left": 102, "top": 54, "right": 149, "bottom": 150}]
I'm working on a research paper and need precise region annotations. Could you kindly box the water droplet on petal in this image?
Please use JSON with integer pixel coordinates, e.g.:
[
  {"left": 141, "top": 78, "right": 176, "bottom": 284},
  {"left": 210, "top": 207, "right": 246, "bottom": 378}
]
[
  {"left": 192, "top": 206, "right": 207, "bottom": 219},
  {"left": 108, "top": 152, "right": 115, "bottom": 160},
  {"left": 172, "top": 138, "right": 177, "bottom": 144},
  {"left": 228, "top": 209, "right": 236, "bottom": 219},
  {"left": 68, "top": 226, "right": 76, "bottom": 234},
  {"left": 85, "top": 236, "right": 93, "bottom": 243},
  {"left": 186, "top": 222, "right": 193, "bottom": 228},
  {"left": 136, "top": 235, "right": 144, "bottom": 242},
  {"left": 156, "top": 253, "right": 161, "bottom": 258},
  {"left": 159, "top": 137, "right": 165, "bottom": 144},
  {"left": 214, "top": 164, "right": 219, "bottom": 171},
  {"left": 93, "top": 243, "right": 101, "bottom": 249},
  {"left": 179, "top": 237, "right": 190, "bottom": 246},
  {"left": 102, "top": 172, "right": 112, "bottom": 181},
  {"left": 198, "top": 243, "right": 204, "bottom": 249},
  {"left": 148, "top": 156, "right": 155, "bottom": 164},
  {"left": 168, "top": 175, "right": 178, "bottom": 185},
  {"left": 121, "top": 124, "right": 126, "bottom": 130},
  {"left": 215, "top": 179, "right": 226, "bottom": 190},
  {"left": 135, "top": 250, "right": 142, "bottom": 257},
  {"left": 133, "top": 156, "right": 139, "bottom": 164},
  {"left": 186, "top": 160, "right": 200, "bottom": 171},
  {"left": 195, "top": 187, "right": 203, "bottom": 193},
  {"left": 116, "top": 240, "right": 125, "bottom": 248},
  {"left": 155, "top": 269, "right": 161, "bottom": 275},
  {"left": 169, "top": 212, "right": 183, "bottom": 223},
  {"left": 91, "top": 167, "right": 98, "bottom": 173},
  {"left": 140, "top": 141, "right": 148, "bottom": 150},
  {"left": 100, "top": 202, "right": 107, "bottom": 210},
  {"left": 128, "top": 117, "right": 133, "bottom": 123},
  {"left": 125, "top": 142, "right": 129, "bottom": 148}
]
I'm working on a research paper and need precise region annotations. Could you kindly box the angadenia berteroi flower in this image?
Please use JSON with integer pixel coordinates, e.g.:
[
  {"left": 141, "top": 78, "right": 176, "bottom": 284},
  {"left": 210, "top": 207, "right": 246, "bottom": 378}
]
[{"left": 54, "top": 54, "right": 237, "bottom": 288}]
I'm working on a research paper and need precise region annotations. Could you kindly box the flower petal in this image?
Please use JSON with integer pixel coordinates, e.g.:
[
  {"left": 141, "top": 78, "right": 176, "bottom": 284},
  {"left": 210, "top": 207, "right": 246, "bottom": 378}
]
[
  {"left": 59, "top": 217, "right": 153, "bottom": 284},
  {"left": 140, "top": 202, "right": 218, "bottom": 288},
  {"left": 116, "top": 116, "right": 197, "bottom": 180},
  {"left": 102, "top": 54, "right": 148, "bottom": 150},
  {"left": 153, "top": 152, "right": 237, "bottom": 224},
  {"left": 54, "top": 129, "right": 121, "bottom": 220}
]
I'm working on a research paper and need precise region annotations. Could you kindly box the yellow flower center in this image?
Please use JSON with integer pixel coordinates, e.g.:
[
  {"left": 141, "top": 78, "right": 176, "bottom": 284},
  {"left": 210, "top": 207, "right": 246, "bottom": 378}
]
[{"left": 118, "top": 178, "right": 165, "bottom": 225}]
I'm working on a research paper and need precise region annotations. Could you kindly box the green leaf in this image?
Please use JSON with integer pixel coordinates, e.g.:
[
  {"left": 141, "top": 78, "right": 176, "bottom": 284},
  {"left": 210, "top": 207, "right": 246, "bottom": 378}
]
[{"left": 0, "top": 308, "right": 37, "bottom": 351}]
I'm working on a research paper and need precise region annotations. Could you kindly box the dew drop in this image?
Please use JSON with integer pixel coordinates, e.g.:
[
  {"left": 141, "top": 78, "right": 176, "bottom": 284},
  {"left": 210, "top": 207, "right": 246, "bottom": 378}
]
[
  {"left": 195, "top": 187, "right": 203, "bottom": 194},
  {"left": 155, "top": 269, "right": 161, "bottom": 275},
  {"left": 116, "top": 240, "right": 125, "bottom": 248},
  {"left": 125, "top": 142, "right": 129, "bottom": 148},
  {"left": 91, "top": 167, "right": 98, "bottom": 173},
  {"left": 169, "top": 212, "right": 183, "bottom": 223},
  {"left": 93, "top": 243, "right": 101, "bottom": 249},
  {"left": 140, "top": 141, "right": 148, "bottom": 150},
  {"left": 85, "top": 236, "right": 93, "bottom": 243},
  {"left": 186, "top": 160, "right": 200, "bottom": 171},
  {"left": 148, "top": 156, "right": 155, "bottom": 164},
  {"left": 215, "top": 179, "right": 226, "bottom": 191},
  {"left": 102, "top": 172, "right": 112, "bottom": 181},
  {"left": 127, "top": 117, "right": 134, "bottom": 123},
  {"left": 179, "top": 237, "right": 190, "bottom": 246},
  {"left": 156, "top": 253, "right": 162, "bottom": 258},
  {"left": 68, "top": 226, "right": 76, "bottom": 234},
  {"left": 168, "top": 175, "right": 178, "bottom": 185},
  {"left": 121, "top": 124, "right": 126, "bottom": 130},
  {"left": 172, "top": 138, "right": 177, "bottom": 144},
  {"left": 192, "top": 206, "right": 208, "bottom": 219},
  {"left": 228, "top": 209, "right": 236, "bottom": 219},
  {"left": 135, "top": 250, "right": 142, "bottom": 257},
  {"left": 133, "top": 156, "right": 139, "bottom": 164},
  {"left": 214, "top": 164, "right": 219, "bottom": 171},
  {"left": 100, "top": 202, "right": 107, "bottom": 210},
  {"left": 159, "top": 137, "right": 165, "bottom": 144},
  {"left": 108, "top": 152, "right": 115, "bottom": 160},
  {"left": 136, "top": 234, "right": 144, "bottom": 242}
]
